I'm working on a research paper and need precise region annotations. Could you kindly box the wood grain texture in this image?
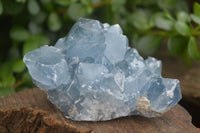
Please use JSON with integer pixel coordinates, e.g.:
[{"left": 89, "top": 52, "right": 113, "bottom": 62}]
[{"left": 0, "top": 88, "right": 199, "bottom": 133}]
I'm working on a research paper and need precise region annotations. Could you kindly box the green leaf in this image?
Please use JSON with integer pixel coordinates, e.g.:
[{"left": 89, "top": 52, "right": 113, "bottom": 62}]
[
  {"left": 136, "top": 35, "right": 162, "bottom": 55},
  {"left": 0, "top": 87, "right": 15, "bottom": 97},
  {"left": 131, "top": 33, "right": 140, "bottom": 47},
  {"left": 0, "top": 63, "right": 15, "bottom": 90},
  {"left": 81, "top": 0, "right": 91, "bottom": 5},
  {"left": 111, "top": 0, "right": 126, "bottom": 5},
  {"left": 132, "top": 10, "right": 153, "bottom": 31},
  {"left": 55, "top": 0, "right": 73, "bottom": 6},
  {"left": 23, "top": 41, "right": 39, "bottom": 55},
  {"left": 12, "top": 59, "right": 25, "bottom": 73},
  {"left": 40, "top": 0, "right": 54, "bottom": 12},
  {"left": 0, "top": 75, "right": 15, "bottom": 89},
  {"left": 48, "top": 12, "right": 62, "bottom": 32},
  {"left": 2, "top": 0, "right": 24, "bottom": 15},
  {"left": 167, "top": 35, "right": 188, "bottom": 56},
  {"left": 0, "top": 63, "right": 12, "bottom": 79},
  {"left": 177, "top": 11, "right": 190, "bottom": 23},
  {"left": 28, "top": 0, "right": 40, "bottom": 15},
  {"left": 182, "top": 50, "right": 191, "bottom": 67},
  {"left": 175, "top": 0, "right": 189, "bottom": 12},
  {"left": 28, "top": 22, "right": 42, "bottom": 34},
  {"left": 188, "top": 36, "right": 200, "bottom": 60},
  {"left": 154, "top": 13, "right": 174, "bottom": 31},
  {"left": 22, "top": 71, "right": 33, "bottom": 85},
  {"left": 10, "top": 27, "right": 29, "bottom": 42},
  {"left": 32, "top": 11, "right": 47, "bottom": 24},
  {"left": 23, "top": 34, "right": 50, "bottom": 55},
  {"left": 91, "top": 0, "right": 101, "bottom": 4},
  {"left": 157, "top": 0, "right": 177, "bottom": 10},
  {"left": 193, "top": 2, "right": 200, "bottom": 17},
  {"left": 0, "top": 0, "right": 3, "bottom": 15},
  {"left": 68, "top": 3, "right": 87, "bottom": 21},
  {"left": 111, "top": 0, "right": 126, "bottom": 12},
  {"left": 85, "top": 6, "right": 93, "bottom": 14},
  {"left": 164, "top": 11, "right": 175, "bottom": 22},
  {"left": 190, "top": 14, "right": 200, "bottom": 25},
  {"left": 175, "top": 21, "right": 191, "bottom": 36}
]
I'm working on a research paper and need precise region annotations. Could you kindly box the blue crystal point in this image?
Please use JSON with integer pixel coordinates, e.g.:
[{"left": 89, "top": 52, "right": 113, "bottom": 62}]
[
  {"left": 23, "top": 45, "right": 71, "bottom": 90},
  {"left": 23, "top": 18, "right": 182, "bottom": 121}
]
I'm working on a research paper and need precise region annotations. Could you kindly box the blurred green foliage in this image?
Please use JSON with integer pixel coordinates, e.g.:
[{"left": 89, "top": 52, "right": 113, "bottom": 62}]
[{"left": 0, "top": 0, "right": 200, "bottom": 97}]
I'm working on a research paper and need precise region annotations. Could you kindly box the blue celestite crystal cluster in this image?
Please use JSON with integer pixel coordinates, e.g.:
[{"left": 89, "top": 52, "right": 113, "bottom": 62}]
[{"left": 23, "top": 18, "right": 182, "bottom": 121}]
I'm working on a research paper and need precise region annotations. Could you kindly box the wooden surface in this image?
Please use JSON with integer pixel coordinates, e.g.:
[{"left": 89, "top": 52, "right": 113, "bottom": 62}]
[{"left": 0, "top": 88, "right": 199, "bottom": 133}]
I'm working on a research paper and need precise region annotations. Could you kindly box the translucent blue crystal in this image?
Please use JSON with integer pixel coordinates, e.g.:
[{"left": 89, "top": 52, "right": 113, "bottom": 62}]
[
  {"left": 23, "top": 18, "right": 182, "bottom": 121},
  {"left": 23, "top": 45, "right": 71, "bottom": 90}
]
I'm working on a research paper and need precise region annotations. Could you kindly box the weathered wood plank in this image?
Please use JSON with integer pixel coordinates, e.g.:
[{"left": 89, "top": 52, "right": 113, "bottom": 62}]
[{"left": 0, "top": 88, "right": 199, "bottom": 133}]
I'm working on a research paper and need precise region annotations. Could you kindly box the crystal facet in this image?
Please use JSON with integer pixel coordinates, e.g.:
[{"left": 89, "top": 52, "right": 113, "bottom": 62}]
[{"left": 23, "top": 18, "right": 182, "bottom": 121}]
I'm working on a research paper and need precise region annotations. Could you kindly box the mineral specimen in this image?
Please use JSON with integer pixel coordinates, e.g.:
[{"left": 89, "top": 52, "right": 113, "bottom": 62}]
[{"left": 23, "top": 18, "right": 182, "bottom": 121}]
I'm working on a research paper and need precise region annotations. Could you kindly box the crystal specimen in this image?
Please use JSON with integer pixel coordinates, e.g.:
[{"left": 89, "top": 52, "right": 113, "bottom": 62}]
[{"left": 23, "top": 18, "right": 182, "bottom": 121}]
